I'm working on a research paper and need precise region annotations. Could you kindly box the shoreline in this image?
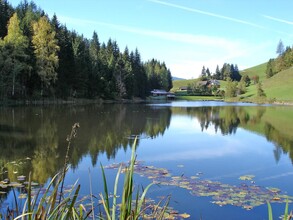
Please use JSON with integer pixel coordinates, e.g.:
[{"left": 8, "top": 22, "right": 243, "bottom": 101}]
[{"left": 1, "top": 96, "right": 293, "bottom": 107}]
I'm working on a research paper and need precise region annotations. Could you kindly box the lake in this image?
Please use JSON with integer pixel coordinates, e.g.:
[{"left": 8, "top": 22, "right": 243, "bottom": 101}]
[{"left": 1, "top": 101, "right": 293, "bottom": 219}]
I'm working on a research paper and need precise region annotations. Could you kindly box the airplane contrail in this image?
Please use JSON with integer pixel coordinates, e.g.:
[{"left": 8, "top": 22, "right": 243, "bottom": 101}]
[{"left": 148, "top": 0, "right": 264, "bottom": 29}]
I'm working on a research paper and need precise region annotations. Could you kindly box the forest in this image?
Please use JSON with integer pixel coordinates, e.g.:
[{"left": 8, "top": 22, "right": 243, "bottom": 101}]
[{"left": 0, "top": 0, "right": 173, "bottom": 101}]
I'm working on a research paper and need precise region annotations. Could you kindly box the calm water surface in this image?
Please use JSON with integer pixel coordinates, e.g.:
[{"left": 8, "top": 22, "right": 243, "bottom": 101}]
[{"left": 1, "top": 101, "right": 293, "bottom": 219}]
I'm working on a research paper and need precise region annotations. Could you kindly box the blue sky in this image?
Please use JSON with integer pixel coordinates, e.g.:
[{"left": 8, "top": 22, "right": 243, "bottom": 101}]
[{"left": 8, "top": 0, "right": 293, "bottom": 79}]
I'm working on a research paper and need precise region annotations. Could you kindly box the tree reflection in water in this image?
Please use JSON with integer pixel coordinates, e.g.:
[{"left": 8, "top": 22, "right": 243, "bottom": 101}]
[{"left": 0, "top": 103, "right": 293, "bottom": 193}]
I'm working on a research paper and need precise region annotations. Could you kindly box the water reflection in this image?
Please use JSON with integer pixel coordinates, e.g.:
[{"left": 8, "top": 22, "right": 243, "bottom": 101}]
[{"left": 0, "top": 103, "right": 293, "bottom": 186}]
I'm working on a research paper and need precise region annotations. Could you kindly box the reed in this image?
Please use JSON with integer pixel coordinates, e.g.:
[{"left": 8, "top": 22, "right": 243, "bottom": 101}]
[
  {"left": 12, "top": 126, "right": 167, "bottom": 220},
  {"left": 99, "top": 137, "right": 167, "bottom": 220},
  {"left": 267, "top": 199, "right": 293, "bottom": 220}
]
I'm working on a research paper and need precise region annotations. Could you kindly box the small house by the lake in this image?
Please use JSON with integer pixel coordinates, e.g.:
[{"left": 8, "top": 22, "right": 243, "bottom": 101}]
[{"left": 150, "top": 89, "right": 175, "bottom": 100}]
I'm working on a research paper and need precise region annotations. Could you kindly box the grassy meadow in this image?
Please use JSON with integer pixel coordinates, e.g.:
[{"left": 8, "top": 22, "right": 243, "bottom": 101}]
[{"left": 172, "top": 62, "right": 293, "bottom": 104}]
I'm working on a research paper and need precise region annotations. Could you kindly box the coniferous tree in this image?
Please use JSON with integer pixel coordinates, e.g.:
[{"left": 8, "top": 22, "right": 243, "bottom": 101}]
[
  {"left": 0, "top": 0, "right": 14, "bottom": 38},
  {"left": 131, "top": 48, "right": 147, "bottom": 98},
  {"left": 266, "top": 59, "right": 275, "bottom": 78},
  {"left": 201, "top": 66, "right": 207, "bottom": 80},
  {"left": 257, "top": 81, "right": 266, "bottom": 98},
  {"left": 215, "top": 65, "right": 221, "bottom": 80},
  {"left": 72, "top": 33, "right": 91, "bottom": 97},
  {"left": 144, "top": 59, "right": 172, "bottom": 92},
  {"left": 206, "top": 68, "right": 211, "bottom": 79},
  {"left": 88, "top": 31, "right": 101, "bottom": 98},
  {"left": 52, "top": 15, "right": 76, "bottom": 98},
  {"left": 276, "top": 39, "right": 284, "bottom": 56},
  {"left": 0, "top": 0, "right": 173, "bottom": 101},
  {"left": 221, "top": 63, "right": 231, "bottom": 80}
]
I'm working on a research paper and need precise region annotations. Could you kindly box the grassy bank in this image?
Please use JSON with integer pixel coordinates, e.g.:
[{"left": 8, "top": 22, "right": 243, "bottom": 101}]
[{"left": 176, "top": 95, "right": 223, "bottom": 101}]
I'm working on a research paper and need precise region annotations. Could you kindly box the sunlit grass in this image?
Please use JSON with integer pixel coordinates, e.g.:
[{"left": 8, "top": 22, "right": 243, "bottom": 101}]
[{"left": 176, "top": 96, "right": 223, "bottom": 101}]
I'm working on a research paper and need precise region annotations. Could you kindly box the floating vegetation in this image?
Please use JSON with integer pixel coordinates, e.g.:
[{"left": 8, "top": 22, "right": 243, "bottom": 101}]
[
  {"left": 239, "top": 175, "right": 255, "bottom": 181},
  {"left": 104, "top": 161, "right": 293, "bottom": 210}
]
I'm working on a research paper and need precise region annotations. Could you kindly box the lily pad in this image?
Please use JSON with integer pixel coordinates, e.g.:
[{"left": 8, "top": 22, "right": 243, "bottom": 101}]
[
  {"left": 105, "top": 161, "right": 293, "bottom": 211},
  {"left": 239, "top": 175, "right": 255, "bottom": 181}
]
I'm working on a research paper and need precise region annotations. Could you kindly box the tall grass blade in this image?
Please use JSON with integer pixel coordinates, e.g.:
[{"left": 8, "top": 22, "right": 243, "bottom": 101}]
[
  {"left": 283, "top": 198, "right": 289, "bottom": 220},
  {"left": 157, "top": 196, "right": 170, "bottom": 220},
  {"left": 135, "top": 183, "right": 154, "bottom": 218},
  {"left": 65, "top": 184, "right": 80, "bottom": 220},
  {"left": 12, "top": 188, "right": 19, "bottom": 216},
  {"left": 267, "top": 201, "right": 273, "bottom": 220},
  {"left": 99, "top": 194, "right": 111, "bottom": 219},
  {"left": 36, "top": 172, "right": 60, "bottom": 216},
  {"left": 47, "top": 170, "right": 64, "bottom": 215},
  {"left": 27, "top": 172, "right": 32, "bottom": 220},
  {"left": 112, "top": 164, "right": 122, "bottom": 220},
  {"left": 100, "top": 163, "right": 110, "bottom": 213},
  {"left": 88, "top": 168, "right": 95, "bottom": 220},
  {"left": 120, "top": 138, "right": 137, "bottom": 219}
]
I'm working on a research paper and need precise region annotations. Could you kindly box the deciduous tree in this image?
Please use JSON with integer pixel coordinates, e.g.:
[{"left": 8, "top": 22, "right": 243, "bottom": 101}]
[
  {"left": 2, "top": 13, "right": 29, "bottom": 97},
  {"left": 32, "top": 16, "right": 59, "bottom": 95}
]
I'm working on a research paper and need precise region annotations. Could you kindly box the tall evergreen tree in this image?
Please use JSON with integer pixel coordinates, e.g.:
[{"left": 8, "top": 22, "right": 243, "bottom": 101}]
[
  {"left": 215, "top": 65, "right": 221, "bottom": 80},
  {"left": 266, "top": 59, "right": 275, "bottom": 78},
  {"left": 131, "top": 48, "right": 147, "bottom": 98},
  {"left": 257, "top": 81, "right": 266, "bottom": 98},
  {"left": 88, "top": 31, "right": 101, "bottom": 98},
  {"left": 72, "top": 33, "right": 91, "bottom": 97},
  {"left": 206, "top": 68, "right": 211, "bottom": 79},
  {"left": 201, "top": 66, "right": 207, "bottom": 80},
  {"left": 0, "top": 0, "right": 14, "bottom": 38},
  {"left": 276, "top": 39, "right": 284, "bottom": 56},
  {"left": 52, "top": 15, "right": 76, "bottom": 98}
]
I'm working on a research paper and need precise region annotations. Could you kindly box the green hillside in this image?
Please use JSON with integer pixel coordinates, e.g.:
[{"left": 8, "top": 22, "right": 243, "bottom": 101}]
[
  {"left": 171, "top": 62, "right": 293, "bottom": 103},
  {"left": 263, "top": 68, "right": 293, "bottom": 102},
  {"left": 240, "top": 66, "right": 293, "bottom": 103},
  {"left": 240, "top": 62, "right": 267, "bottom": 81},
  {"left": 171, "top": 79, "right": 197, "bottom": 91}
]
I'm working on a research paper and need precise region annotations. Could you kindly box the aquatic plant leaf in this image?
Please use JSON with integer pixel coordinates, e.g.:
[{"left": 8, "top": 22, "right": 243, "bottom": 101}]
[
  {"left": 105, "top": 161, "right": 293, "bottom": 211},
  {"left": 266, "top": 187, "right": 281, "bottom": 193},
  {"left": 239, "top": 175, "right": 255, "bottom": 181},
  {"left": 179, "top": 213, "right": 191, "bottom": 218},
  {"left": 9, "top": 182, "right": 23, "bottom": 187},
  {"left": 18, "top": 193, "right": 27, "bottom": 199},
  {"left": 17, "top": 175, "right": 26, "bottom": 181}
]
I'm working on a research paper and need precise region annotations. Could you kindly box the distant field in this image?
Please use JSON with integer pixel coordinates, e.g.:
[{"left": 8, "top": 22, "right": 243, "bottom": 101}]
[{"left": 171, "top": 79, "right": 198, "bottom": 92}]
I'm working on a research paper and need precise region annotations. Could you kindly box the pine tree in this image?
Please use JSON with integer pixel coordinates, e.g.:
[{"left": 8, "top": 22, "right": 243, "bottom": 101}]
[
  {"left": 276, "top": 39, "right": 284, "bottom": 56},
  {"left": 52, "top": 15, "right": 76, "bottom": 98},
  {"left": 206, "top": 68, "right": 211, "bottom": 79},
  {"left": 201, "top": 66, "right": 207, "bottom": 80},
  {"left": 0, "top": 0, "right": 14, "bottom": 38},
  {"left": 32, "top": 16, "right": 59, "bottom": 96},
  {"left": 215, "top": 65, "right": 221, "bottom": 80},
  {"left": 266, "top": 59, "right": 275, "bottom": 78},
  {"left": 257, "top": 81, "right": 266, "bottom": 98}
]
